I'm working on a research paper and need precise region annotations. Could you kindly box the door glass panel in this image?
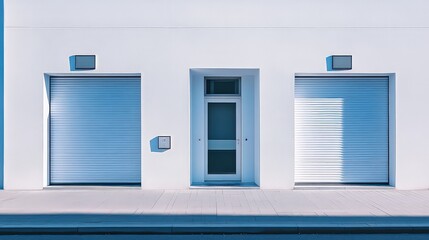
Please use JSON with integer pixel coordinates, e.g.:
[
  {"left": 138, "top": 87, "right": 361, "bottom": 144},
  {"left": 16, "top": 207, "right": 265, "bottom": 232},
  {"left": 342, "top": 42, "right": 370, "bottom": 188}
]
[
  {"left": 208, "top": 103, "right": 236, "bottom": 175},
  {"left": 208, "top": 150, "right": 236, "bottom": 174}
]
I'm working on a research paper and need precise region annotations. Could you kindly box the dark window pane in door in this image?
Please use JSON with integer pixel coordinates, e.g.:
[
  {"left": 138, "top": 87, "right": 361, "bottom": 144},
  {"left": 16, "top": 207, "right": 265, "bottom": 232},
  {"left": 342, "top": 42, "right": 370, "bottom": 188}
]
[
  {"left": 208, "top": 103, "right": 236, "bottom": 140},
  {"left": 208, "top": 150, "right": 236, "bottom": 174},
  {"left": 205, "top": 78, "right": 240, "bottom": 95}
]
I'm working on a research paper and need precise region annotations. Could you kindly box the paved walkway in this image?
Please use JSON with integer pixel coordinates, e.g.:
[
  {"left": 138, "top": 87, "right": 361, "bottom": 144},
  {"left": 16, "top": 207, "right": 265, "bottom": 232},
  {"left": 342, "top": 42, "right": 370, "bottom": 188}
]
[{"left": 0, "top": 188, "right": 429, "bottom": 233}]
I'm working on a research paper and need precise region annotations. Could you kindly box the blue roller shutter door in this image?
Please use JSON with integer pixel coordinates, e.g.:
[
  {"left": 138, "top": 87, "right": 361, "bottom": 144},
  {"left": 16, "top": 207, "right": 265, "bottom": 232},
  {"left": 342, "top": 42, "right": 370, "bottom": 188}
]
[
  {"left": 50, "top": 77, "right": 141, "bottom": 184},
  {"left": 295, "top": 77, "right": 389, "bottom": 183}
]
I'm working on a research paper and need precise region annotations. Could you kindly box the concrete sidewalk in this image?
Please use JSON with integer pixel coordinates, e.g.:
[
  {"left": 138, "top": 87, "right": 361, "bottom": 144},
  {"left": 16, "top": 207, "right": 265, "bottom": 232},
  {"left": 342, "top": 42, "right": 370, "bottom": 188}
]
[{"left": 0, "top": 188, "right": 429, "bottom": 234}]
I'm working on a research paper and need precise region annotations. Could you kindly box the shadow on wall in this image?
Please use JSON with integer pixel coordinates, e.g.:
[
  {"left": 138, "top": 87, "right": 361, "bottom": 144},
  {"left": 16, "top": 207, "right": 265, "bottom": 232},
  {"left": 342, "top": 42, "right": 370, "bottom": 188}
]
[
  {"left": 340, "top": 79, "right": 389, "bottom": 183},
  {"left": 326, "top": 56, "right": 333, "bottom": 71},
  {"left": 69, "top": 56, "right": 76, "bottom": 71},
  {"left": 150, "top": 137, "right": 168, "bottom": 153}
]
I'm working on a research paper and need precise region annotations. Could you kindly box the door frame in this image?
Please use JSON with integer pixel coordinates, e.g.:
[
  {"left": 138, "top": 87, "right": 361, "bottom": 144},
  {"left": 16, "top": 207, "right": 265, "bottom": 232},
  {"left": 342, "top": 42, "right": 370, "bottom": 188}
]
[{"left": 204, "top": 97, "right": 242, "bottom": 181}]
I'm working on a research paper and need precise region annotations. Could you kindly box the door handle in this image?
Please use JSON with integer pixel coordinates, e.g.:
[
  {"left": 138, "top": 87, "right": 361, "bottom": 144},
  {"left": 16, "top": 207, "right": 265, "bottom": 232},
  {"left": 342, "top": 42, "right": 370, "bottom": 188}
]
[{"left": 237, "top": 139, "right": 240, "bottom": 145}]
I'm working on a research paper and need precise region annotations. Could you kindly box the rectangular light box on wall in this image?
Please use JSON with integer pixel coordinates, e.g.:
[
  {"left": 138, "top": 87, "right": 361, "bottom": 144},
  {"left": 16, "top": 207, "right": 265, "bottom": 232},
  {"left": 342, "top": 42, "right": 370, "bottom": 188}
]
[
  {"left": 75, "top": 55, "right": 96, "bottom": 70},
  {"left": 332, "top": 55, "right": 352, "bottom": 70}
]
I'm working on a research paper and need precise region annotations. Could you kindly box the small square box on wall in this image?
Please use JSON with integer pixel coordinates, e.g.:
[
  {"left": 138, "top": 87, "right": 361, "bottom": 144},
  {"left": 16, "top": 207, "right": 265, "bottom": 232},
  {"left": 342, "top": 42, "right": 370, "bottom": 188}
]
[
  {"left": 332, "top": 55, "right": 352, "bottom": 70},
  {"left": 75, "top": 55, "right": 96, "bottom": 70},
  {"left": 158, "top": 136, "right": 171, "bottom": 149}
]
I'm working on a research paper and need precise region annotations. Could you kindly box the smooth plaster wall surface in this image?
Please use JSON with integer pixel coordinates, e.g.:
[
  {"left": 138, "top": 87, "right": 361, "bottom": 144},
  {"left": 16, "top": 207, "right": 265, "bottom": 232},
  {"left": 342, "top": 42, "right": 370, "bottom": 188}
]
[{"left": 4, "top": 0, "right": 429, "bottom": 190}]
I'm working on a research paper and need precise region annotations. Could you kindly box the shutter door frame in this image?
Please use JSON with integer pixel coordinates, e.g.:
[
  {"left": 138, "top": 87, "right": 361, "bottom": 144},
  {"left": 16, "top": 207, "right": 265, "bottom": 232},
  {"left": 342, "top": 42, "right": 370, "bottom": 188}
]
[
  {"left": 295, "top": 76, "right": 389, "bottom": 184},
  {"left": 49, "top": 76, "right": 141, "bottom": 185}
]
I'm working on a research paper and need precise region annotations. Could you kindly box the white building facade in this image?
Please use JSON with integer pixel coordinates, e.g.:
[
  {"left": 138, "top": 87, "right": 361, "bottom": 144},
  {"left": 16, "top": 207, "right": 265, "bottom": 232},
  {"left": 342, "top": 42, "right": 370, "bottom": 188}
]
[{"left": 3, "top": 0, "right": 429, "bottom": 190}]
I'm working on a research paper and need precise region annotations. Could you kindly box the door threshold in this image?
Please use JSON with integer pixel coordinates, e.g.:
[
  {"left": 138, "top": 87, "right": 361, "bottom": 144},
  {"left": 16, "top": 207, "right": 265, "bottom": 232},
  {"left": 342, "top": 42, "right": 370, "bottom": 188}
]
[
  {"left": 44, "top": 185, "right": 141, "bottom": 190},
  {"left": 191, "top": 182, "right": 259, "bottom": 189},
  {"left": 294, "top": 183, "right": 394, "bottom": 190}
]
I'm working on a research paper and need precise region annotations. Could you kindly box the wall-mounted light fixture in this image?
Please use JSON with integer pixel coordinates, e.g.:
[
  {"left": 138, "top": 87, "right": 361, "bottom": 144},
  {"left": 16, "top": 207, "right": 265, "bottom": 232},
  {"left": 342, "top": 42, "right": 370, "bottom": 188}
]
[
  {"left": 158, "top": 136, "right": 171, "bottom": 149},
  {"left": 74, "top": 55, "right": 96, "bottom": 70},
  {"left": 332, "top": 55, "right": 352, "bottom": 70}
]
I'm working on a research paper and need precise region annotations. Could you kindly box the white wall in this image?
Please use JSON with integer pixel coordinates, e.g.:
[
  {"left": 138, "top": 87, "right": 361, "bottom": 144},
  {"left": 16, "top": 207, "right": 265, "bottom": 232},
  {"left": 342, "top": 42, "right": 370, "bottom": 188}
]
[{"left": 4, "top": 0, "right": 429, "bottom": 190}]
